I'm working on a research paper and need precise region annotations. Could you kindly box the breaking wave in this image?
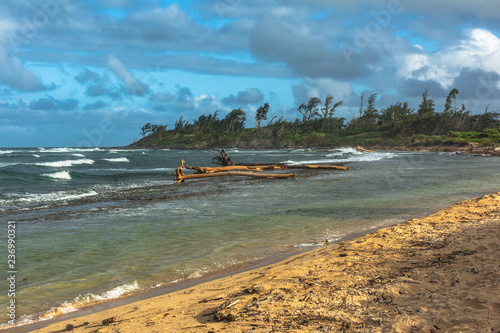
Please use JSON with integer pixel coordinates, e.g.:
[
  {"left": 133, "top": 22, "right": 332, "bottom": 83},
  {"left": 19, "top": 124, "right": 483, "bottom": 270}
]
[
  {"left": 11, "top": 281, "right": 140, "bottom": 328},
  {"left": 35, "top": 159, "right": 95, "bottom": 168},
  {"left": 42, "top": 171, "right": 72, "bottom": 180},
  {"left": 103, "top": 157, "right": 130, "bottom": 163}
]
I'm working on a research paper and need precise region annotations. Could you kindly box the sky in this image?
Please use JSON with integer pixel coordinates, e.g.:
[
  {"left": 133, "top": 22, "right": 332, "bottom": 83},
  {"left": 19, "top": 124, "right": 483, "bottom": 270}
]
[{"left": 1, "top": 0, "right": 500, "bottom": 147}]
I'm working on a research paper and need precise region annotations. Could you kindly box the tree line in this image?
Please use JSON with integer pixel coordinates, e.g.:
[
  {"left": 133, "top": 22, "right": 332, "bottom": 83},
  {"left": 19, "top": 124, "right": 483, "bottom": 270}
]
[{"left": 140, "top": 88, "right": 499, "bottom": 140}]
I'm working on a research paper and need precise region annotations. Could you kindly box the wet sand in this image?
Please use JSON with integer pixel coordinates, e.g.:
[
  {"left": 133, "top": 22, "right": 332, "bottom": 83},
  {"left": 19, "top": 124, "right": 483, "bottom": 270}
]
[{"left": 14, "top": 192, "right": 500, "bottom": 332}]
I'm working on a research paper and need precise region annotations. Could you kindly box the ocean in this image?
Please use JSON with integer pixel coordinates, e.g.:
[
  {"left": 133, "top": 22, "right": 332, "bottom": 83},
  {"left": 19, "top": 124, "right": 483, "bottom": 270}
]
[{"left": 1, "top": 147, "right": 499, "bottom": 328}]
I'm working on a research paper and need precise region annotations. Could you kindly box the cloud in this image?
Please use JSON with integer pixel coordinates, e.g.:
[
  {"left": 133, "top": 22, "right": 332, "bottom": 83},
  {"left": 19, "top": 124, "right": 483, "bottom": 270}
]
[
  {"left": 75, "top": 69, "right": 122, "bottom": 98},
  {"left": 107, "top": 54, "right": 149, "bottom": 96},
  {"left": 397, "top": 78, "right": 448, "bottom": 100},
  {"left": 84, "top": 100, "right": 110, "bottom": 110},
  {"left": 149, "top": 86, "right": 222, "bottom": 122},
  {"left": 396, "top": 28, "right": 500, "bottom": 90},
  {"left": 0, "top": 46, "right": 47, "bottom": 91},
  {"left": 222, "top": 88, "right": 263, "bottom": 106},
  {"left": 75, "top": 69, "right": 101, "bottom": 84},
  {"left": 29, "top": 97, "right": 79, "bottom": 111},
  {"left": 451, "top": 67, "right": 500, "bottom": 110}
]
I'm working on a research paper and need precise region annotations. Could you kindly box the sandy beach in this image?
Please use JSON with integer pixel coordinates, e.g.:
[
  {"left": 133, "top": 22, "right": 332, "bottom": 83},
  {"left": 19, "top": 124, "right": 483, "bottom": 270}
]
[{"left": 12, "top": 192, "right": 500, "bottom": 332}]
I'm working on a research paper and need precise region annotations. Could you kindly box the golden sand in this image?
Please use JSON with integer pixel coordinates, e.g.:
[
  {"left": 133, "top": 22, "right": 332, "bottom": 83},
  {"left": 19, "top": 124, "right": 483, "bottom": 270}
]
[{"left": 24, "top": 192, "right": 500, "bottom": 332}]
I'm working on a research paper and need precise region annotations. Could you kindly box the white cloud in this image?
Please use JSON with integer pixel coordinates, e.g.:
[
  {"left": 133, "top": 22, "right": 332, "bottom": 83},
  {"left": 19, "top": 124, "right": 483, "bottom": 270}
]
[{"left": 397, "top": 28, "right": 500, "bottom": 90}]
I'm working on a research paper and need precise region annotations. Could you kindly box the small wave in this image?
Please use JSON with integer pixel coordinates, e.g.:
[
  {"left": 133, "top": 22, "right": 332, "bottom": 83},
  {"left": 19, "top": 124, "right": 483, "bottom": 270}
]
[
  {"left": 103, "top": 157, "right": 130, "bottom": 163},
  {"left": 10, "top": 281, "right": 140, "bottom": 328},
  {"left": 10, "top": 190, "right": 99, "bottom": 204},
  {"left": 72, "top": 153, "right": 85, "bottom": 157},
  {"left": 35, "top": 159, "right": 95, "bottom": 168},
  {"left": 0, "top": 150, "right": 14, "bottom": 155},
  {"left": 74, "top": 280, "right": 140, "bottom": 304},
  {"left": 0, "top": 162, "right": 18, "bottom": 168},
  {"left": 42, "top": 171, "right": 72, "bottom": 180},
  {"left": 283, "top": 151, "right": 395, "bottom": 164},
  {"left": 32, "top": 154, "right": 40, "bottom": 158},
  {"left": 38, "top": 147, "right": 101, "bottom": 153}
]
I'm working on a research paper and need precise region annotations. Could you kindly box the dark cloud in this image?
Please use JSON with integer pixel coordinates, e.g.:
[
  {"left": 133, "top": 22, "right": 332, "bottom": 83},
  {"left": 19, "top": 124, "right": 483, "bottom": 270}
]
[
  {"left": 75, "top": 69, "right": 101, "bottom": 84},
  {"left": 451, "top": 67, "right": 500, "bottom": 111},
  {"left": 452, "top": 67, "right": 500, "bottom": 100},
  {"left": 397, "top": 78, "right": 448, "bottom": 99},
  {"left": 58, "top": 98, "right": 79, "bottom": 111},
  {"left": 84, "top": 101, "right": 109, "bottom": 110},
  {"left": 29, "top": 98, "right": 57, "bottom": 110},
  {"left": 75, "top": 69, "right": 122, "bottom": 98},
  {"left": 222, "top": 88, "right": 263, "bottom": 106},
  {"left": 249, "top": 17, "right": 372, "bottom": 79},
  {"left": 148, "top": 86, "right": 221, "bottom": 122},
  {"left": 29, "top": 97, "right": 79, "bottom": 111},
  {"left": 0, "top": 47, "right": 48, "bottom": 92},
  {"left": 85, "top": 83, "right": 121, "bottom": 98}
]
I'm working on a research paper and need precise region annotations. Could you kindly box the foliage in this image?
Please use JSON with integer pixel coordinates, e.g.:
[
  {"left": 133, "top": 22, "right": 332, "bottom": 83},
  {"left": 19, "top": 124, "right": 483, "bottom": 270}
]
[
  {"left": 135, "top": 87, "right": 500, "bottom": 149},
  {"left": 255, "top": 103, "right": 269, "bottom": 128}
]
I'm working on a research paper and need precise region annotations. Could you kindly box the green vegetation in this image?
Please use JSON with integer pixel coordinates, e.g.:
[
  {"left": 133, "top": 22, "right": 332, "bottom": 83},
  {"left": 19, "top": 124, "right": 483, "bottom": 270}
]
[{"left": 131, "top": 88, "right": 500, "bottom": 149}]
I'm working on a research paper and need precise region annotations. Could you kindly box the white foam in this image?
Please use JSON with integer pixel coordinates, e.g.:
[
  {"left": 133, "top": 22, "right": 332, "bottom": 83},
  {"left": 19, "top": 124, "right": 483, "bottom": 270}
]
[
  {"left": 74, "top": 280, "right": 140, "bottom": 304},
  {"left": 32, "top": 154, "right": 40, "bottom": 158},
  {"left": 5, "top": 280, "right": 141, "bottom": 327},
  {"left": 35, "top": 158, "right": 95, "bottom": 168},
  {"left": 11, "top": 190, "right": 99, "bottom": 204},
  {"left": 72, "top": 153, "right": 85, "bottom": 157},
  {"left": 0, "top": 162, "right": 18, "bottom": 168},
  {"left": 42, "top": 171, "right": 71, "bottom": 180},
  {"left": 0, "top": 150, "right": 14, "bottom": 154},
  {"left": 12, "top": 302, "right": 79, "bottom": 327},
  {"left": 38, "top": 147, "right": 101, "bottom": 153},
  {"left": 103, "top": 157, "right": 130, "bottom": 163},
  {"left": 283, "top": 150, "right": 395, "bottom": 165}
]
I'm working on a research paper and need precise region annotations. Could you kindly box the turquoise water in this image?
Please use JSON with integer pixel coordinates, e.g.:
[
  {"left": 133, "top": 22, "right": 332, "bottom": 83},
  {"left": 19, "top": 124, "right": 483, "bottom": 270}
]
[{"left": 1, "top": 147, "right": 499, "bottom": 327}]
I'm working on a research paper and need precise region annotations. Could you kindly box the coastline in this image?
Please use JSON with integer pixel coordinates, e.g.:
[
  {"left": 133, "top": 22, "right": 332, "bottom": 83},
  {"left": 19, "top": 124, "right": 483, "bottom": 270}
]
[
  {"left": 9, "top": 191, "right": 499, "bottom": 332},
  {"left": 123, "top": 142, "right": 500, "bottom": 157}
]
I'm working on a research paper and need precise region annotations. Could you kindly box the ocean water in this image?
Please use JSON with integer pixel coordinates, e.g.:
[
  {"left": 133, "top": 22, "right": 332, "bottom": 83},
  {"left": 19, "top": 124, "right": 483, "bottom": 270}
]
[{"left": 0, "top": 147, "right": 499, "bottom": 328}]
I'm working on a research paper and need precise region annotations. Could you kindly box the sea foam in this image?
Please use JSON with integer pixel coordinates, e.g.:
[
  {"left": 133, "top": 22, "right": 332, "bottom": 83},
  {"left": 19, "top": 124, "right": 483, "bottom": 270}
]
[
  {"left": 42, "top": 171, "right": 72, "bottom": 180},
  {"left": 35, "top": 158, "right": 95, "bottom": 167},
  {"left": 72, "top": 280, "right": 140, "bottom": 305},
  {"left": 103, "top": 157, "right": 130, "bottom": 163}
]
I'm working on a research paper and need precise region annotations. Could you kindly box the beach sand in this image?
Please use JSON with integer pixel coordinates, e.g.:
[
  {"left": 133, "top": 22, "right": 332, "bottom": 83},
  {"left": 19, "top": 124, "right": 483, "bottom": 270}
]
[{"left": 20, "top": 192, "right": 500, "bottom": 332}]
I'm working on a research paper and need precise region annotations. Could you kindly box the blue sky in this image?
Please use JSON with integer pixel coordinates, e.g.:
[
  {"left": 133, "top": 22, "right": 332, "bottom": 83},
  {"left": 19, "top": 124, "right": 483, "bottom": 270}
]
[{"left": 1, "top": 0, "right": 500, "bottom": 147}]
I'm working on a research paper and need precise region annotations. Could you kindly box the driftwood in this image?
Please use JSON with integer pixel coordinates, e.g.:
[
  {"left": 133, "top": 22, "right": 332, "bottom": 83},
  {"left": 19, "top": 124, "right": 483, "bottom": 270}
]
[
  {"left": 187, "top": 164, "right": 348, "bottom": 174},
  {"left": 186, "top": 165, "right": 281, "bottom": 174},
  {"left": 174, "top": 149, "right": 349, "bottom": 183},
  {"left": 357, "top": 145, "right": 377, "bottom": 153},
  {"left": 175, "top": 161, "right": 296, "bottom": 183},
  {"left": 212, "top": 148, "right": 234, "bottom": 166}
]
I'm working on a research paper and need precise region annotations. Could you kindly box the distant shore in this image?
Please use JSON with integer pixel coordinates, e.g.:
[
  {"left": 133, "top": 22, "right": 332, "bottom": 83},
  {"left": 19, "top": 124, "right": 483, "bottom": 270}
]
[
  {"left": 9, "top": 191, "right": 499, "bottom": 332},
  {"left": 124, "top": 141, "right": 500, "bottom": 157}
]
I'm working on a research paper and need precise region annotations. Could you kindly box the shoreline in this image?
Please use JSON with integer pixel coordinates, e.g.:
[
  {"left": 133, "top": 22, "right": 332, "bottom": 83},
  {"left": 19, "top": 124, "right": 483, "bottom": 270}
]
[
  {"left": 6, "top": 191, "right": 500, "bottom": 332},
  {"left": 3, "top": 221, "right": 400, "bottom": 333},
  {"left": 122, "top": 143, "right": 500, "bottom": 157}
]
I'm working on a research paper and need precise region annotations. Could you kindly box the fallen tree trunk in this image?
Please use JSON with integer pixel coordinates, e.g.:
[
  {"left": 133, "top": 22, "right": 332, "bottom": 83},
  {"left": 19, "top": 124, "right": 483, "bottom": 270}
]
[
  {"left": 187, "top": 164, "right": 348, "bottom": 173},
  {"left": 357, "top": 145, "right": 377, "bottom": 153},
  {"left": 186, "top": 165, "right": 282, "bottom": 174},
  {"left": 175, "top": 161, "right": 296, "bottom": 183},
  {"left": 175, "top": 170, "right": 296, "bottom": 183}
]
